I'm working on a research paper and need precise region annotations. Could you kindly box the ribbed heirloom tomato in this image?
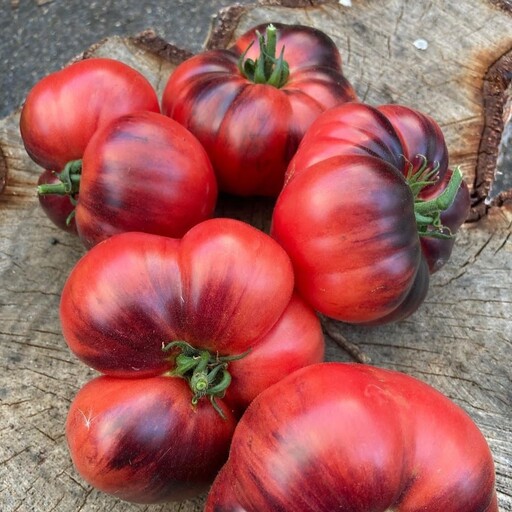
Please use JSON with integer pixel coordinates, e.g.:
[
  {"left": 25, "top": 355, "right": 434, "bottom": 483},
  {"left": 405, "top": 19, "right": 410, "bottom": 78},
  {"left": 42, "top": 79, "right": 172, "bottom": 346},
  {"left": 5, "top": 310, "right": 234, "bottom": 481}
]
[
  {"left": 206, "top": 363, "right": 498, "bottom": 512},
  {"left": 19, "top": 58, "right": 160, "bottom": 233},
  {"left": 271, "top": 102, "right": 470, "bottom": 324},
  {"left": 37, "top": 111, "right": 218, "bottom": 249},
  {"left": 162, "top": 22, "right": 357, "bottom": 196},
  {"left": 62, "top": 218, "right": 324, "bottom": 503}
]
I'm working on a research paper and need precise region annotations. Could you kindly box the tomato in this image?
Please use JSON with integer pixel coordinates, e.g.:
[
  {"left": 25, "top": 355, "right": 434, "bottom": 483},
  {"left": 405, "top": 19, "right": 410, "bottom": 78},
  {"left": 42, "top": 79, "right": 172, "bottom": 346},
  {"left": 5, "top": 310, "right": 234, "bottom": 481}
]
[
  {"left": 205, "top": 363, "right": 498, "bottom": 512},
  {"left": 162, "top": 23, "right": 357, "bottom": 197},
  {"left": 37, "top": 169, "right": 77, "bottom": 234},
  {"left": 60, "top": 218, "right": 324, "bottom": 411},
  {"left": 38, "top": 111, "right": 218, "bottom": 249},
  {"left": 271, "top": 102, "right": 470, "bottom": 324},
  {"left": 20, "top": 57, "right": 160, "bottom": 172},
  {"left": 66, "top": 375, "right": 237, "bottom": 504}
]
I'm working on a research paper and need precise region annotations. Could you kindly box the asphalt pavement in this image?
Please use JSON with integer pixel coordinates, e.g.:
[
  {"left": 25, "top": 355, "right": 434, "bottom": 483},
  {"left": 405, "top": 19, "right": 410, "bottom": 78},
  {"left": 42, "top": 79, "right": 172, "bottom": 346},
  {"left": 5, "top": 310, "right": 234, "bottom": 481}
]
[{"left": 1, "top": 0, "right": 253, "bottom": 118}]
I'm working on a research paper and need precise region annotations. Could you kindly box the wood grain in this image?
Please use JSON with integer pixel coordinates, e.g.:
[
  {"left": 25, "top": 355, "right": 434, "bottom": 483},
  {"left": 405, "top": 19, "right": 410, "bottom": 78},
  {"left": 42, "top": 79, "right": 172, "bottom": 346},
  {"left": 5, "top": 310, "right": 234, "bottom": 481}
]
[{"left": 1, "top": 2, "right": 511, "bottom": 510}]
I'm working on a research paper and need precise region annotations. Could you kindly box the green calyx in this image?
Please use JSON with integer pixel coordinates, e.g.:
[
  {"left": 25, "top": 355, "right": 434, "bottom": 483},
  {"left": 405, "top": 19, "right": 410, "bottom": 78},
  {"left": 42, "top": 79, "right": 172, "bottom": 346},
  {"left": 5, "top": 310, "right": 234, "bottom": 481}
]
[
  {"left": 37, "top": 160, "right": 82, "bottom": 226},
  {"left": 162, "top": 341, "right": 249, "bottom": 419},
  {"left": 37, "top": 159, "right": 82, "bottom": 196},
  {"left": 238, "top": 24, "right": 290, "bottom": 88},
  {"left": 406, "top": 155, "right": 464, "bottom": 239}
]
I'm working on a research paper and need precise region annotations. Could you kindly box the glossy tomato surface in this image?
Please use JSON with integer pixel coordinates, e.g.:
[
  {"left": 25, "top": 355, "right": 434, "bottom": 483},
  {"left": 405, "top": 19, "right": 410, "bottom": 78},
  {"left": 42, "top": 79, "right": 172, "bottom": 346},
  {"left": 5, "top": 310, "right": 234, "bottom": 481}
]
[
  {"left": 60, "top": 218, "right": 324, "bottom": 410},
  {"left": 206, "top": 363, "right": 498, "bottom": 512},
  {"left": 162, "top": 23, "right": 357, "bottom": 197},
  {"left": 20, "top": 57, "right": 160, "bottom": 171},
  {"left": 272, "top": 102, "right": 470, "bottom": 324},
  {"left": 75, "top": 111, "right": 217, "bottom": 248},
  {"left": 66, "top": 375, "right": 236, "bottom": 504}
]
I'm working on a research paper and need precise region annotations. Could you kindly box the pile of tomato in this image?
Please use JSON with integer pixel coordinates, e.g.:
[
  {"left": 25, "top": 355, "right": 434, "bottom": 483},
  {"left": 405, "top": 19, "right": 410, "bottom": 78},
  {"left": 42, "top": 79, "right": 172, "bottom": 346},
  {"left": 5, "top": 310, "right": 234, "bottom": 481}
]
[{"left": 20, "top": 22, "right": 498, "bottom": 511}]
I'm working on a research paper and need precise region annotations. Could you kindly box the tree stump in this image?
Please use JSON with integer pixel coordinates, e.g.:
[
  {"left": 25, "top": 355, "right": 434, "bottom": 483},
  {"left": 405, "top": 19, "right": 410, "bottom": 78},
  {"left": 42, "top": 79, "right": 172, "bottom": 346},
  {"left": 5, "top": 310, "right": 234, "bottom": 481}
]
[{"left": 0, "top": 1, "right": 510, "bottom": 510}]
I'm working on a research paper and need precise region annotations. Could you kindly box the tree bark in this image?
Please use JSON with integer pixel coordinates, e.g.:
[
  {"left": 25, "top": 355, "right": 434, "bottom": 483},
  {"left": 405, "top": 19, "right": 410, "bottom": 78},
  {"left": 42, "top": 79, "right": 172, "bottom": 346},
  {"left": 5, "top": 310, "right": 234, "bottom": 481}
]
[{"left": 0, "top": 1, "right": 510, "bottom": 510}]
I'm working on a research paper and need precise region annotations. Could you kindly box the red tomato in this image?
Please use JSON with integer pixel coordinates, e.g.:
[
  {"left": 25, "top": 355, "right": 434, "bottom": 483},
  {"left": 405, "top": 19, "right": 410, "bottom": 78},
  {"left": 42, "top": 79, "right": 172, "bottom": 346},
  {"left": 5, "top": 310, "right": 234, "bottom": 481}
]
[
  {"left": 60, "top": 218, "right": 324, "bottom": 410},
  {"left": 162, "top": 23, "right": 357, "bottom": 197},
  {"left": 271, "top": 102, "right": 470, "bottom": 324},
  {"left": 205, "top": 363, "right": 498, "bottom": 512},
  {"left": 66, "top": 376, "right": 237, "bottom": 503},
  {"left": 20, "top": 57, "right": 160, "bottom": 171},
  {"left": 72, "top": 111, "right": 217, "bottom": 248}
]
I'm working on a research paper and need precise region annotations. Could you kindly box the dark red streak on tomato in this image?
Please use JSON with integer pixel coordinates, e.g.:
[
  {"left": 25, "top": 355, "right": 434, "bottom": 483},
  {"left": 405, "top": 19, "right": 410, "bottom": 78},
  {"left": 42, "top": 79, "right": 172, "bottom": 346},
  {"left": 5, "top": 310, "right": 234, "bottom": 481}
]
[{"left": 377, "top": 104, "right": 449, "bottom": 195}]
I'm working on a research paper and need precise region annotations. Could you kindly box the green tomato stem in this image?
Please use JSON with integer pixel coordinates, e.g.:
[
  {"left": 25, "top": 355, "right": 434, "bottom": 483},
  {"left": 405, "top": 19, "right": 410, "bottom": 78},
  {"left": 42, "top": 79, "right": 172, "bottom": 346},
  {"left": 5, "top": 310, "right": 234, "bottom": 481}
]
[
  {"left": 414, "top": 167, "right": 463, "bottom": 217},
  {"left": 238, "top": 24, "right": 289, "bottom": 88},
  {"left": 407, "top": 158, "right": 464, "bottom": 239},
  {"left": 37, "top": 159, "right": 82, "bottom": 196},
  {"left": 162, "top": 340, "right": 250, "bottom": 419}
]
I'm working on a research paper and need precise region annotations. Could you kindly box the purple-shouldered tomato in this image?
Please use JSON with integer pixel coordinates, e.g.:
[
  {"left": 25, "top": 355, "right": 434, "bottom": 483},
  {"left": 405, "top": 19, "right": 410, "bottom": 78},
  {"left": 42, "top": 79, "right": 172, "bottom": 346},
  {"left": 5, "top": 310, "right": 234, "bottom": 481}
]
[
  {"left": 162, "top": 23, "right": 357, "bottom": 197},
  {"left": 62, "top": 218, "right": 324, "bottom": 502},
  {"left": 20, "top": 57, "right": 161, "bottom": 234},
  {"left": 37, "top": 111, "right": 218, "bottom": 249},
  {"left": 271, "top": 102, "right": 470, "bottom": 324}
]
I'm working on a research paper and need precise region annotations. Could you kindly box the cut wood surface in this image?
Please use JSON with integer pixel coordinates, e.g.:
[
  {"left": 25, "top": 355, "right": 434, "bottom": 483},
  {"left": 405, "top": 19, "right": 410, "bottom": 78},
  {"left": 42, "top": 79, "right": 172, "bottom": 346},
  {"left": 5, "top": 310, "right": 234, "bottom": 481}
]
[{"left": 0, "top": 1, "right": 511, "bottom": 511}]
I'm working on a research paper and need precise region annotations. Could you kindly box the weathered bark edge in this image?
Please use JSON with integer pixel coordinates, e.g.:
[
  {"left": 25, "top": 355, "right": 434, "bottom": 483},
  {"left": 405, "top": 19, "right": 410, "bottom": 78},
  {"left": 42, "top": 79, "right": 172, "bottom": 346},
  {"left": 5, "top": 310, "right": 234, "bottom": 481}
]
[
  {"left": 0, "top": 141, "right": 7, "bottom": 195},
  {"left": 472, "top": 49, "right": 512, "bottom": 220}
]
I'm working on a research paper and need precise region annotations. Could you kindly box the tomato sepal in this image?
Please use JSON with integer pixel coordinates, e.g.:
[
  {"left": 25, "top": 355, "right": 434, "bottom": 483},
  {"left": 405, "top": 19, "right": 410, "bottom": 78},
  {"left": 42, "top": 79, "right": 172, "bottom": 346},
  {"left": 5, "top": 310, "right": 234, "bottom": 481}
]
[
  {"left": 238, "top": 24, "right": 290, "bottom": 88},
  {"left": 163, "top": 340, "right": 250, "bottom": 420}
]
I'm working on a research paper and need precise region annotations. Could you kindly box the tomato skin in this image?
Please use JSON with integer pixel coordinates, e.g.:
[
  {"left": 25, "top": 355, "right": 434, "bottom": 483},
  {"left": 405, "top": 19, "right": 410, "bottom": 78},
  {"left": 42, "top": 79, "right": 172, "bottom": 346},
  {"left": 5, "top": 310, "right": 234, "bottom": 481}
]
[
  {"left": 205, "top": 363, "right": 498, "bottom": 512},
  {"left": 272, "top": 102, "right": 470, "bottom": 324},
  {"left": 224, "top": 293, "right": 325, "bottom": 413},
  {"left": 37, "top": 170, "right": 77, "bottom": 234},
  {"left": 376, "top": 104, "right": 449, "bottom": 195},
  {"left": 20, "top": 58, "right": 160, "bottom": 171},
  {"left": 162, "top": 23, "right": 357, "bottom": 197},
  {"left": 75, "top": 111, "right": 217, "bottom": 248},
  {"left": 66, "top": 375, "right": 236, "bottom": 504}
]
